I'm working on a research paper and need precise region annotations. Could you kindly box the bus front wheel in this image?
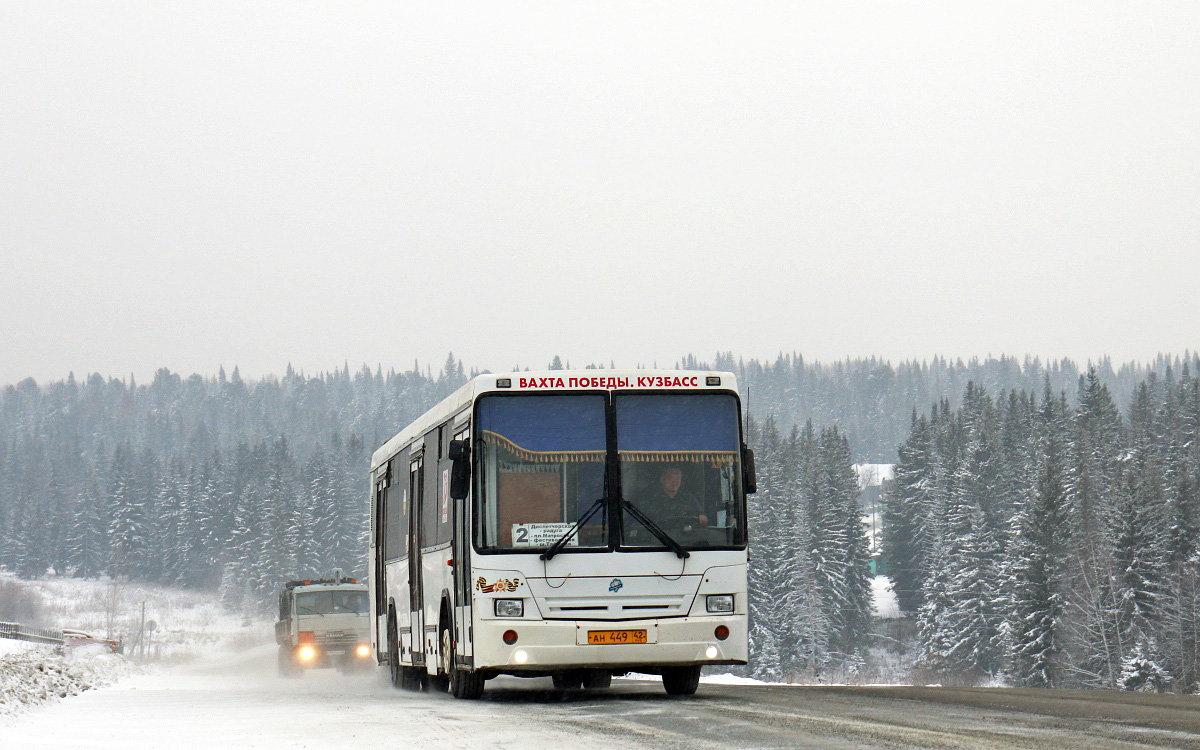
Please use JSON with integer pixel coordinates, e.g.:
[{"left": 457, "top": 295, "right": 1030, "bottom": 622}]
[
  {"left": 449, "top": 664, "right": 485, "bottom": 699},
  {"left": 661, "top": 666, "right": 701, "bottom": 696},
  {"left": 443, "top": 627, "right": 484, "bottom": 699}
]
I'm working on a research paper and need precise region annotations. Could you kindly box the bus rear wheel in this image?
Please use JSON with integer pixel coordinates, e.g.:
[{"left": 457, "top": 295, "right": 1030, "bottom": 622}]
[
  {"left": 387, "top": 613, "right": 404, "bottom": 689},
  {"left": 661, "top": 665, "right": 701, "bottom": 696}
]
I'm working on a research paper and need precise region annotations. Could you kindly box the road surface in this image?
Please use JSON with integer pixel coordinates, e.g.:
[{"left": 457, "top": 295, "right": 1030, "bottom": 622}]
[{"left": 3, "top": 646, "right": 1199, "bottom": 749}]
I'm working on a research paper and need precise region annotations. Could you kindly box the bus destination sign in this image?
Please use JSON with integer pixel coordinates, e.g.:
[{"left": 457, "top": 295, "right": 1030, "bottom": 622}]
[{"left": 515, "top": 375, "right": 705, "bottom": 390}]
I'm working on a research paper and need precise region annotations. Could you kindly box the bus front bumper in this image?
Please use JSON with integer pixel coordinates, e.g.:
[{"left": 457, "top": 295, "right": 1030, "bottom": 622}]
[{"left": 473, "top": 615, "right": 747, "bottom": 670}]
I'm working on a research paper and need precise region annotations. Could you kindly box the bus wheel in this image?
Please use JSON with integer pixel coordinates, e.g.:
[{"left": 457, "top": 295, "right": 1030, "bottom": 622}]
[
  {"left": 552, "top": 671, "right": 582, "bottom": 691},
  {"left": 441, "top": 627, "right": 484, "bottom": 698},
  {"left": 449, "top": 664, "right": 485, "bottom": 699},
  {"left": 388, "top": 613, "right": 404, "bottom": 690},
  {"left": 581, "top": 670, "right": 611, "bottom": 689},
  {"left": 451, "top": 669, "right": 485, "bottom": 699},
  {"left": 661, "top": 666, "right": 701, "bottom": 696}
]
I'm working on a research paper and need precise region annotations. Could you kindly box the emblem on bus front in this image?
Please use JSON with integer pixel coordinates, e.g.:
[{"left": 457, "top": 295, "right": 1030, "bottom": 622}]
[{"left": 608, "top": 578, "right": 623, "bottom": 593}]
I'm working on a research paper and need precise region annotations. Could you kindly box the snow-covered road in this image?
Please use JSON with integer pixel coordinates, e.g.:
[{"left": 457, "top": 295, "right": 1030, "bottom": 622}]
[
  {"left": 5, "top": 645, "right": 1200, "bottom": 749},
  {"left": 0, "top": 645, "right": 655, "bottom": 750}
]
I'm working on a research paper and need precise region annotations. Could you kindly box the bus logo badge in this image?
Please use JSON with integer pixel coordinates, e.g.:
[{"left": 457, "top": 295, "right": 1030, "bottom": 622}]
[{"left": 608, "top": 578, "right": 623, "bottom": 593}]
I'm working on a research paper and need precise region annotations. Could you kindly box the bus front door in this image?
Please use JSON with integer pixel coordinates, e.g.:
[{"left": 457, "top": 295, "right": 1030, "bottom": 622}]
[{"left": 408, "top": 455, "right": 425, "bottom": 668}]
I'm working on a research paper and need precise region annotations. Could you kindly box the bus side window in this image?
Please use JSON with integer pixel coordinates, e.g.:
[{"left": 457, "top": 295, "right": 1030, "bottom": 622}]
[
  {"left": 385, "top": 456, "right": 407, "bottom": 559},
  {"left": 444, "top": 425, "right": 470, "bottom": 547},
  {"left": 436, "top": 425, "right": 460, "bottom": 545},
  {"left": 422, "top": 431, "right": 439, "bottom": 546}
]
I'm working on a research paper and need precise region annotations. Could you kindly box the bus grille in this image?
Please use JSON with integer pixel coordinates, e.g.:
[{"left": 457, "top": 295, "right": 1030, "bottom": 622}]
[{"left": 540, "top": 595, "right": 691, "bottom": 620}]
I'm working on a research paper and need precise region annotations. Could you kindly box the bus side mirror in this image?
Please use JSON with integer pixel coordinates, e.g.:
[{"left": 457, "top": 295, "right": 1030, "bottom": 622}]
[
  {"left": 742, "top": 446, "right": 757, "bottom": 494},
  {"left": 448, "top": 439, "right": 471, "bottom": 500}
]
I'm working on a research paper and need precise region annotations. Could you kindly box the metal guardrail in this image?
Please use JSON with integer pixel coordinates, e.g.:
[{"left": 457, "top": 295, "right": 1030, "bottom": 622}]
[{"left": 0, "top": 621, "right": 66, "bottom": 646}]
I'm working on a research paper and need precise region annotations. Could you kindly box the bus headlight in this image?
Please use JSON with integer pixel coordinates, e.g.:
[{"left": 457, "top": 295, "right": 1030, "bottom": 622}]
[
  {"left": 706, "top": 595, "right": 735, "bottom": 613},
  {"left": 356, "top": 644, "right": 371, "bottom": 658},
  {"left": 494, "top": 599, "right": 524, "bottom": 617}
]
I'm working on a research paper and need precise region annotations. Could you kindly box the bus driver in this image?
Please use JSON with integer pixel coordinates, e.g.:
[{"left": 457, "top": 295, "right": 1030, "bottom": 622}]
[{"left": 640, "top": 465, "right": 708, "bottom": 528}]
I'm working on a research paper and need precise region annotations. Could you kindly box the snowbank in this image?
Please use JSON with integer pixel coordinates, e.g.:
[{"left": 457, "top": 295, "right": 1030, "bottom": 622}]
[
  {"left": 701, "top": 673, "right": 790, "bottom": 686},
  {"left": 0, "top": 645, "right": 139, "bottom": 719},
  {"left": 0, "top": 640, "right": 33, "bottom": 657}
]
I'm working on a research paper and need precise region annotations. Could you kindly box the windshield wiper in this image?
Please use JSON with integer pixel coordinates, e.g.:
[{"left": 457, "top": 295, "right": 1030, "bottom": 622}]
[
  {"left": 621, "top": 499, "right": 690, "bottom": 559},
  {"left": 540, "top": 496, "right": 607, "bottom": 561}
]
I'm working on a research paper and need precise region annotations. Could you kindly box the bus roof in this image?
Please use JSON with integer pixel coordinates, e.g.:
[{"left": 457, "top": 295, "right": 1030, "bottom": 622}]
[{"left": 370, "top": 369, "right": 738, "bottom": 472}]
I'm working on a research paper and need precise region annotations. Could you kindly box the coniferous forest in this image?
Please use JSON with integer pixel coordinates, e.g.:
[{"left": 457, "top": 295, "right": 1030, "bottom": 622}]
[
  {"left": 1, "top": 352, "right": 1198, "bottom": 689},
  {"left": 883, "top": 366, "right": 1200, "bottom": 690}
]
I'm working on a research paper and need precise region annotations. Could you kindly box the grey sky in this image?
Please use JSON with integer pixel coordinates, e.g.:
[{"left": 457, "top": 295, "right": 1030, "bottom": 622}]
[{"left": 2, "top": 2, "right": 1197, "bottom": 386}]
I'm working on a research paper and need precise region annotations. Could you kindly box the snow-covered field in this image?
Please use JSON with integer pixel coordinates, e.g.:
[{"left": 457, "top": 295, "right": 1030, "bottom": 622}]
[
  {"left": 1, "top": 572, "right": 270, "bottom": 664},
  {"left": 0, "top": 573, "right": 271, "bottom": 719},
  {"left": 872, "top": 574, "right": 899, "bottom": 619}
]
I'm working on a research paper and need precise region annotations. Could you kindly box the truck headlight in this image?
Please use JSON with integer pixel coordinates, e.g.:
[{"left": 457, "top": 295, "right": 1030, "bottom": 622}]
[
  {"left": 706, "top": 594, "right": 735, "bottom": 613},
  {"left": 494, "top": 599, "right": 524, "bottom": 617}
]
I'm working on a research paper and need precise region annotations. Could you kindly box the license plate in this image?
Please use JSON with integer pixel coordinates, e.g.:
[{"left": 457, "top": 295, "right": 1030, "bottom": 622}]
[{"left": 587, "top": 629, "right": 647, "bottom": 645}]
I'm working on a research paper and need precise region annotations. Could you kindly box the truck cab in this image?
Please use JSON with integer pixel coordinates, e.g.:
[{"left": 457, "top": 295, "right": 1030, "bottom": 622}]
[{"left": 275, "top": 573, "right": 372, "bottom": 675}]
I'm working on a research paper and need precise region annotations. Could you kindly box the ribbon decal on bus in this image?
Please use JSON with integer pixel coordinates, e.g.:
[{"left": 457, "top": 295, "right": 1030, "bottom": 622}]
[{"left": 476, "top": 577, "right": 521, "bottom": 593}]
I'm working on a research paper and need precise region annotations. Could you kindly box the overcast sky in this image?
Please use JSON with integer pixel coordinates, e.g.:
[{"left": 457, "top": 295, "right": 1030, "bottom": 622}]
[{"left": 2, "top": 2, "right": 1197, "bottom": 386}]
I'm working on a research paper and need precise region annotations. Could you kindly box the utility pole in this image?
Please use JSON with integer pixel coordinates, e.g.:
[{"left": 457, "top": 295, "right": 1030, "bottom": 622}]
[{"left": 138, "top": 601, "right": 146, "bottom": 659}]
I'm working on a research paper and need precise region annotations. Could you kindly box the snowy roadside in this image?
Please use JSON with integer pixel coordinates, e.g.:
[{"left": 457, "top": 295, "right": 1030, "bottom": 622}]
[
  {"left": 1, "top": 573, "right": 272, "bottom": 723},
  {"left": 0, "top": 644, "right": 140, "bottom": 721}
]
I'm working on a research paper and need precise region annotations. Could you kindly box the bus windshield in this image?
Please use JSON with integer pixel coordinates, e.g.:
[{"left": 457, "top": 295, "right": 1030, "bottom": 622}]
[
  {"left": 475, "top": 391, "right": 746, "bottom": 553},
  {"left": 476, "top": 394, "right": 608, "bottom": 552},
  {"left": 617, "top": 393, "right": 745, "bottom": 549}
]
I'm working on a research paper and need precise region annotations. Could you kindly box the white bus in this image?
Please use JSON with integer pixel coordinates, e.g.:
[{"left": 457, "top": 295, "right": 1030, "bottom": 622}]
[{"left": 368, "top": 371, "right": 755, "bottom": 699}]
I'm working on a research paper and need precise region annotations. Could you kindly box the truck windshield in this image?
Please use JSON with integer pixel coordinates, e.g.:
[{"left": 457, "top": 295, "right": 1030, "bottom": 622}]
[
  {"left": 295, "top": 590, "right": 369, "bottom": 615},
  {"left": 617, "top": 393, "right": 745, "bottom": 549},
  {"left": 476, "top": 394, "right": 608, "bottom": 552}
]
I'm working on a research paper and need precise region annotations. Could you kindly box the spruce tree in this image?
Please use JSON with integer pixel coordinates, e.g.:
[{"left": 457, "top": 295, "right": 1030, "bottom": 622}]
[
  {"left": 1005, "top": 428, "right": 1067, "bottom": 687},
  {"left": 882, "top": 410, "right": 930, "bottom": 615}
]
